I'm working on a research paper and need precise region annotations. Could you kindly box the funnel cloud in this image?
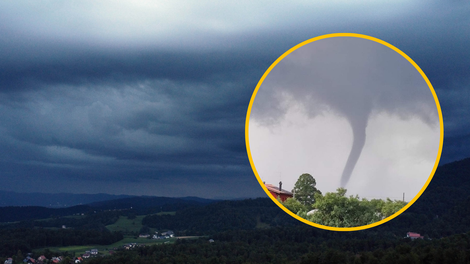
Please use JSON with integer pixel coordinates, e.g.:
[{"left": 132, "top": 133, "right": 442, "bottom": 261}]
[
  {"left": 250, "top": 37, "right": 439, "bottom": 188},
  {"left": 341, "top": 117, "right": 367, "bottom": 187}
]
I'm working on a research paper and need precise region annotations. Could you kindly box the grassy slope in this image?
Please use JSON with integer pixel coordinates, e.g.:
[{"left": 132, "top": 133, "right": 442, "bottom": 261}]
[
  {"left": 33, "top": 212, "right": 182, "bottom": 256},
  {"left": 105, "top": 215, "right": 147, "bottom": 233},
  {"left": 106, "top": 212, "right": 175, "bottom": 234},
  {"left": 41, "top": 237, "right": 180, "bottom": 256}
]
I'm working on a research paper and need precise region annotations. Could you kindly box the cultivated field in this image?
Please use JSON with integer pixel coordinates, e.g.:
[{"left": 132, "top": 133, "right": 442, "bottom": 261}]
[
  {"left": 38, "top": 236, "right": 181, "bottom": 256},
  {"left": 105, "top": 212, "right": 175, "bottom": 234}
]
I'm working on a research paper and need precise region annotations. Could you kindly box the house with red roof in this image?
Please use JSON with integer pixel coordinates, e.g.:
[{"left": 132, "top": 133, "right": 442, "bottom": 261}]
[
  {"left": 406, "top": 232, "right": 424, "bottom": 240},
  {"left": 265, "top": 182, "right": 293, "bottom": 202}
]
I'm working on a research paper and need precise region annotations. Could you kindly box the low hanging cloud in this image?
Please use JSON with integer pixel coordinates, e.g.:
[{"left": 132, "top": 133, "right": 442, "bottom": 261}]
[
  {"left": 250, "top": 37, "right": 440, "bottom": 187},
  {"left": 0, "top": 79, "right": 252, "bottom": 181}
]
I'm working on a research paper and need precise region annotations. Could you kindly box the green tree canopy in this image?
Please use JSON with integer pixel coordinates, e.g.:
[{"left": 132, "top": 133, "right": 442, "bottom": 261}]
[
  {"left": 292, "top": 173, "right": 321, "bottom": 207},
  {"left": 307, "top": 188, "right": 380, "bottom": 227},
  {"left": 282, "top": 197, "right": 308, "bottom": 214},
  {"left": 306, "top": 188, "right": 406, "bottom": 227}
]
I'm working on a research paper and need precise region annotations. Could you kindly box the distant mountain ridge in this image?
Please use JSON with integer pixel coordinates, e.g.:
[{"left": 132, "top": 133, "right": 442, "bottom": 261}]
[
  {"left": 0, "top": 195, "right": 218, "bottom": 223},
  {"left": 2, "top": 157, "right": 469, "bottom": 230},
  {"left": 0, "top": 191, "right": 133, "bottom": 208},
  {"left": 0, "top": 191, "right": 219, "bottom": 208},
  {"left": 86, "top": 196, "right": 217, "bottom": 211}
]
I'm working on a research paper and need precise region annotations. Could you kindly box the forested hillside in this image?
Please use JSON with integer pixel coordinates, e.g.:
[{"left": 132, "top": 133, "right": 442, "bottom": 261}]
[
  {"left": 142, "top": 198, "right": 298, "bottom": 234},
  {"left": 0, "top": 196, "right": 215, "bottom": 223},
  {"left": 377, "top": 158, "right": 470, "bottom": 238},
  {"left": 0, "top": 158, "right": 469, "bottom": 261},
  {"left": 84, "top": 230, "right": 470, "bottom": 264}
]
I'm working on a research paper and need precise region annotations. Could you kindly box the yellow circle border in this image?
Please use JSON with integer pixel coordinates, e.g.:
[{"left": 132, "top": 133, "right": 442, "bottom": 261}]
[{"left": 245, "top": 33, "right": 444, "bottom": 231}]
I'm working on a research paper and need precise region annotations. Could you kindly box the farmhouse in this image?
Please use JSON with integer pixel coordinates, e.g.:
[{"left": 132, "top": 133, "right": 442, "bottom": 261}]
[
  {"left": 161, "top": 230, "right": 174, "bottom": 238},
  {"left": 23, "top": 257, "right": 35, "bottom": 264},
  {"left": 265, "top": 182, "right": 293, "bottom": 202},
  {"left": 406, "top": 232, "right": 424, "bottom": 240},
  {"left": 37, "top": 256, "right": 47, "bottom": 264}
]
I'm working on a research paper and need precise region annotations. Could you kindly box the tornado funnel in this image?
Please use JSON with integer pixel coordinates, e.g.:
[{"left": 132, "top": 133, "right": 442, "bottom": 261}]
[{"left": 340, "top": 118, "right": 367, "bottom": 187}]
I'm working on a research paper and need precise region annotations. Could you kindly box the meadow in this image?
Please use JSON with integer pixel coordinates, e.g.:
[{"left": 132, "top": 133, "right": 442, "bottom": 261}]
[{"left": 105, "top": 212, "right": 175, "bottom": 234}]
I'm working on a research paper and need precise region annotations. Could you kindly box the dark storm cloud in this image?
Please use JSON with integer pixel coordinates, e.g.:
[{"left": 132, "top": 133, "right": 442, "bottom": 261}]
[
  {"left": 0, "top": 37, "right": 268, "bottom": 195},
  {"left": 0, "top": 79, "right": 259, "bottom": 197},
  {"left": 0, "top": 81, "right": 250, "bottom": 164},
  {"left": 0, "top": 48, "right": 269, "bottom": 93},
  {"left": 364, "top": 1, "right": 470, "bottom": 164},
  {"left": 0, "top": 0, "right": 469, "bottom": 196}
]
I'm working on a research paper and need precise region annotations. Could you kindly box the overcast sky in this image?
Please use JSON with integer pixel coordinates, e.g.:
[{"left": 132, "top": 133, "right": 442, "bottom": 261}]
[
  {"left": 0, "top": 0, "right": 469, "bottom": 198},
  {"left": 248, "top": 36, "right": 441, "bottom": 199}
]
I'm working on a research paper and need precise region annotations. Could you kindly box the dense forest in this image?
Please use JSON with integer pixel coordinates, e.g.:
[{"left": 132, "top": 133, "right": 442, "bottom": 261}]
[
  {"left": 83, "top": 229, "right": 470, "bottom": 264},
  {"left": 0, "top": 158, "right": 469, "bottom": 262},
  {"left": 142, "top": 198, "right": 298, "bottom": 235}
]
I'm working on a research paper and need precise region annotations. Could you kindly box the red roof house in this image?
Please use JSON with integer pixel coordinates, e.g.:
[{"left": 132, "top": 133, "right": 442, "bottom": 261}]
[
  {"left": 406, "top": 232, "right": 424, "bottom": 239},
  {"left": 265, "top": 182, "right": 293, "bottom": 202}
]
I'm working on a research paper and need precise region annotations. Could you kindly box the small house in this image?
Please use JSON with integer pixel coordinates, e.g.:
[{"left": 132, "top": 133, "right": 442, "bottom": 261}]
[
  {"left": 406, "top": 232, "right": 424, "bottom": 240},
  {"left": 161, "top": 230, "right": 174, "bottom": 237},
  {"left": 37, "top": 256, "right": 47, "bottom": 264},
  {"left": 23, "top": 256, "right": 36, "bottom": 264},
  {"left": 265, "top": 182, "right": 293, "bottom": 202}
]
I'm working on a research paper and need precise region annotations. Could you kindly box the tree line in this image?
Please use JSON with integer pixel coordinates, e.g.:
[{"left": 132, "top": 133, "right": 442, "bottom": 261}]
[
  {"left": 142, "top": 198, "right": 299, "bottom": 235},
  {"left": 281, "top": 173, "right": 407, "bottom": 227},
  {"left": 82, "top": 228, "right": 470, "bottom": 264}
]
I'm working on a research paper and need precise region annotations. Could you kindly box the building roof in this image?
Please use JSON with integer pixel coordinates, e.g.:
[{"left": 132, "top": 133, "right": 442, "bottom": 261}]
[
  {"left": 407, "top": 232, "right": 423, "bottom": 238},
  {"left": 265, "top": 184, "right": 293, "bottom": 196}
]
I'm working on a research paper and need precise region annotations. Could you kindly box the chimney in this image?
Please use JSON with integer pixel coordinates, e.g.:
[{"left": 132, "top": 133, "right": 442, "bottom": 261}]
[{"left": 279, "top": 181, "right": 282, "bottom": 191}]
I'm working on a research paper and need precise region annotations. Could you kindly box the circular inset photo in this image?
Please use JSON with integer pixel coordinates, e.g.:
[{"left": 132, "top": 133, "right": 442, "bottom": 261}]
[{"left": 246, "top": 33, "right": 443, "bottom": 231}]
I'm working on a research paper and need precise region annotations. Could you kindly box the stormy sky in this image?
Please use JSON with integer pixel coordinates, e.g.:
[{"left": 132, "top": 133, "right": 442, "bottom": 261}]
[
  {"left": 248, "top": 36, "right": 441, "bottom": 199},
  {"left": 0, "top": 1, "right": 469, "bottom": 198}
]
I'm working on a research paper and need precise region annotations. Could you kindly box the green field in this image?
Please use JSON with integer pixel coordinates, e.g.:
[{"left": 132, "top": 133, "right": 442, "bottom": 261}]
[
  {"left": 105, "top": 215, "right": 147, "bottom": 233},
  {"left": 35, "top": 212, "right": 183, "bottom": 256},
  {"left": 38, "top": 236, "right": 197, "bottom": 256},
  {"left": 105, "top": 212, "right": 175, "bottom": 234}
]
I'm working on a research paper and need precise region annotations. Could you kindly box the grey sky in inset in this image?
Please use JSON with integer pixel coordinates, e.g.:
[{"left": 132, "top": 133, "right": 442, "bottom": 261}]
[{"left": 249, "top": 37, "right": 441, "bottom": 199}]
